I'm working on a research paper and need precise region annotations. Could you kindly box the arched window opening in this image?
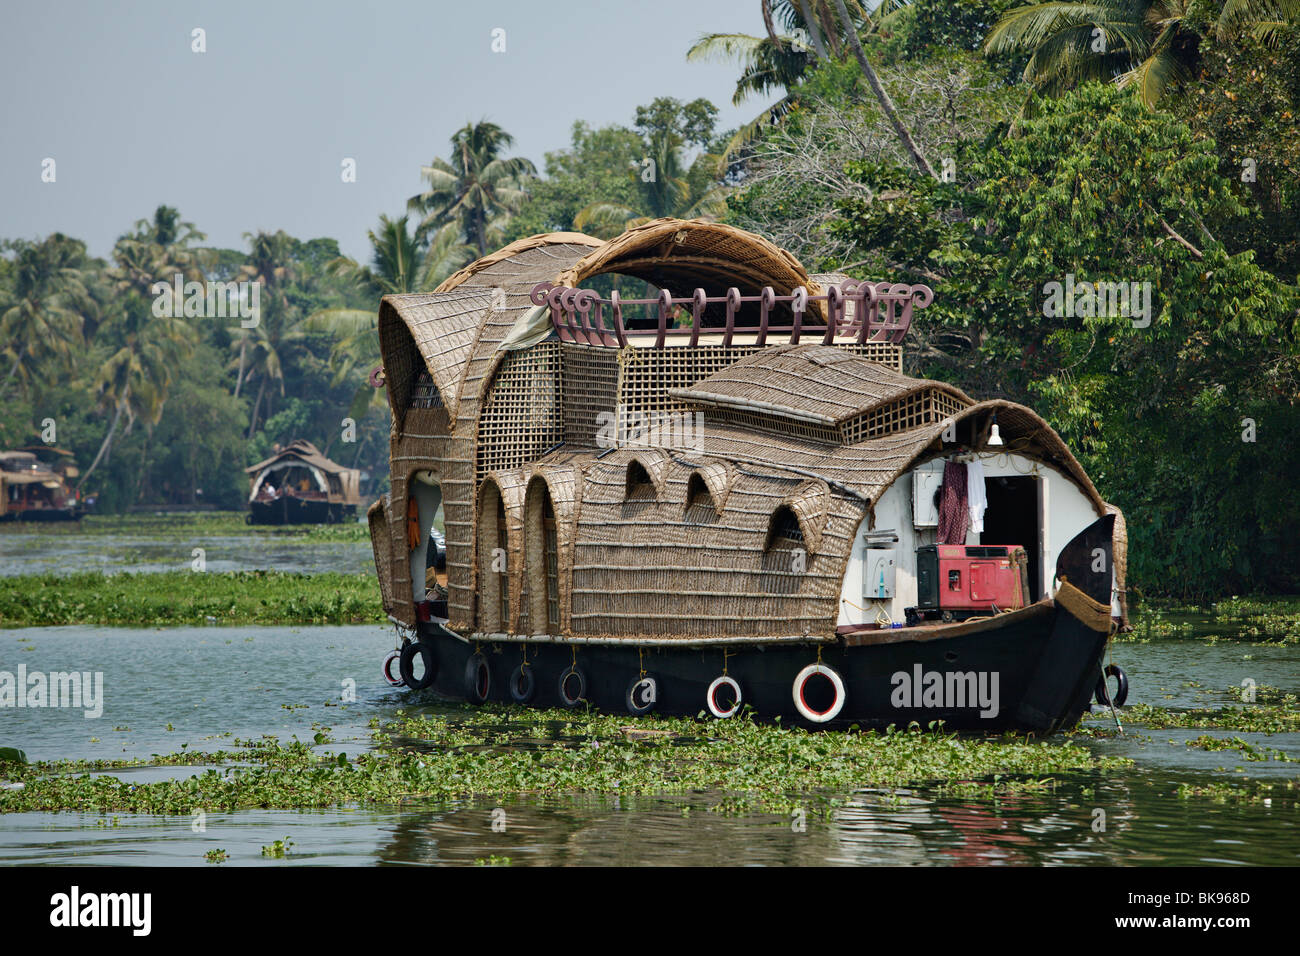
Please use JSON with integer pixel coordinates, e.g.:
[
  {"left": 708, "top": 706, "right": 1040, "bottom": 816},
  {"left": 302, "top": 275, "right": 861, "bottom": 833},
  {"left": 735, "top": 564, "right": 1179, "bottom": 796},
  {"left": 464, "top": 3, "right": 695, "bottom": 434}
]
[
  {"left": 685, "top": 472, "right": 718, "bottom": 525},
  {"left": 408, "top": 472, "right": 446, "bottom": 616},
  {"left": 626, "top": 460, "right": 655, "bottom": 501},
  {"left": 765, "top": 506, "right": 805, "bottom": 550}
]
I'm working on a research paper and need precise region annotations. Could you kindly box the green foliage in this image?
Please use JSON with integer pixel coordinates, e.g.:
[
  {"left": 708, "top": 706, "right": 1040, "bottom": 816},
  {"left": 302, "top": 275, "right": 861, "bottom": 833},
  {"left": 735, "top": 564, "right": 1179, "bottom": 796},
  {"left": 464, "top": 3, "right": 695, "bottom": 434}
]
[{"left": 829, "top": 83, "right": 1300, "bottom": 599}]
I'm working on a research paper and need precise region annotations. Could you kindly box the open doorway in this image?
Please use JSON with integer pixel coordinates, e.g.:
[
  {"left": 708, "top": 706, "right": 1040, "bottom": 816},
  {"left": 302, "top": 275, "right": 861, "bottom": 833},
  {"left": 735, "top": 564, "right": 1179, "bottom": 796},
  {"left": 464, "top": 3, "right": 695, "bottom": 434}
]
[
  {"left": 408, "top": 471, "right": 446, "bottom": 615},
  {"left": 980, "top": 475, "right": 1041, "bottom": 601}
]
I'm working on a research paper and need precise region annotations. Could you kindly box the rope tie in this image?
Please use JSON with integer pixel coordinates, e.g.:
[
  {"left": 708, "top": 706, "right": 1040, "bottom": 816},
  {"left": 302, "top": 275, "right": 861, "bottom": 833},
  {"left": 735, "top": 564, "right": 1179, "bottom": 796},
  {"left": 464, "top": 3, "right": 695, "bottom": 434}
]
[{"left": 1055, "top": 576, "right": 1114, "bottom": 634}]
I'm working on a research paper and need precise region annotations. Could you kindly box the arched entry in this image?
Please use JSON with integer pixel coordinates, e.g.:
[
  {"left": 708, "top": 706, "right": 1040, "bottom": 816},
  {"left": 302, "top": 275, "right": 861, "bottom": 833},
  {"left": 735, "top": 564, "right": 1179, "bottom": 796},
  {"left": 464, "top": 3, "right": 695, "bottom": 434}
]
[
  {"left": 408, "top": 470, "right": 446, "bottom": 613},
  {"left": 524, "top": 476, "right": 561, "bottom": 634}
]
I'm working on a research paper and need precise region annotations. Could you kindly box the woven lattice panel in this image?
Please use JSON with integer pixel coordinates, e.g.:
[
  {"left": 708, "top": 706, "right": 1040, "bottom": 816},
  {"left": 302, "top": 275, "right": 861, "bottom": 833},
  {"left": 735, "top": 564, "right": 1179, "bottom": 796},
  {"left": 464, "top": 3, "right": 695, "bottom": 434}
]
[
  {"left": 840, "top": 386, "right": 967, "bottom": 443},
  {"left": 561, "top": 343, "right": 620, "bottom": 446},
  {"left": 477, "top": 342, "right": 563, "bottom": 479}
]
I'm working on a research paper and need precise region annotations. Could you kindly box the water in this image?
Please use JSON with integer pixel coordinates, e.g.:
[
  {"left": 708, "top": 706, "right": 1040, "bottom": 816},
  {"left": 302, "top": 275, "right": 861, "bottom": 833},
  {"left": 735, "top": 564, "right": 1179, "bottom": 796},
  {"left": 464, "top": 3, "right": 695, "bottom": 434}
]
[
  {"left": 0, "top": 529, "right": 373, "bottom": 576},
  {"left": 0, "top": 625, "right": 1297, "bottom": 866}
]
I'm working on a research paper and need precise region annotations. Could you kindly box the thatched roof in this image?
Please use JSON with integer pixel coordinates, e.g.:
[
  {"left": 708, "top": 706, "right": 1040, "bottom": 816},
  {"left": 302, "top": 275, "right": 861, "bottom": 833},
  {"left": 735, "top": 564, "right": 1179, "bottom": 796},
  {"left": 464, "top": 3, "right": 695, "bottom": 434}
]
[
  {"left": 244, "top": 439, "right": 354, "bottom": 477},
  {"left": 668, "top": 344, "right": 974, "bottom": 426}
]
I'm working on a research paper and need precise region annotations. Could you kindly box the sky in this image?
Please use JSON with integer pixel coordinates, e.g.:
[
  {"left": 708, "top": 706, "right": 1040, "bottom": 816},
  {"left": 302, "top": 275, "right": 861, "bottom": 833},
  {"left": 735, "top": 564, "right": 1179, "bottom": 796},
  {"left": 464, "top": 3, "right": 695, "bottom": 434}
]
[{"left": 0, "top": 0, "right": 778, "bottom": 261}]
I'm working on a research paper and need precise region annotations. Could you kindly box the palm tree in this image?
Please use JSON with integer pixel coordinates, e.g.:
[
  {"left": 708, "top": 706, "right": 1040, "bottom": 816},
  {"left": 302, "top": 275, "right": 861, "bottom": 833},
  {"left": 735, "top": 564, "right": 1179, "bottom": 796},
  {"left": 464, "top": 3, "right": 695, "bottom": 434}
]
[
  {"left": 79, "top": 277, "right": 195, "bottom": 491},
  {"left": 688, "top": 0, "right": 930, "bottom": 172},
  {"left": 408, "top": 121, "right": 537, "bottom": 256},
  {"left": 225, "top": 230, "right": 303, "bottom": 436},
  {"left": 983, "top": 0, "right": 1298, "bottom": 107},
  {"left": 0, "top": 234, "right": 96, "bottom": 392},
  {"left": 301, "top": 215, "right": 473, "bottom": 419}
]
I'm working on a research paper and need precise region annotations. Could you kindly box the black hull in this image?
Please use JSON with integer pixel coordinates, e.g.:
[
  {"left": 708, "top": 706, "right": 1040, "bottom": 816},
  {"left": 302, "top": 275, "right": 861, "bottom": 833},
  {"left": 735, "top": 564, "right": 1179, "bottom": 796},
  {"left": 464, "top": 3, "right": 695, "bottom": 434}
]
[
  {"left": 409, "top": 600, "right": 1106, "bottom": 733},
  {"left": 247, "top": 498, "right": 354, "bottom": 525},
  {"left": 1, "top": 509, "right": 81, "bottom": 522}
]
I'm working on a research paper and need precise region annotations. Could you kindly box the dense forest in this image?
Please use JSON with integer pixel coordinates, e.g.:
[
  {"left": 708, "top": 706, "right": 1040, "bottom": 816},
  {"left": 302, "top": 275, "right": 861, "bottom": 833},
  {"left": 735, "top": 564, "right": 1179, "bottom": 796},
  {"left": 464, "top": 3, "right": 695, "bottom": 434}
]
[{"left": 2, "top": 0, "right": 1297, "bottom": 600}]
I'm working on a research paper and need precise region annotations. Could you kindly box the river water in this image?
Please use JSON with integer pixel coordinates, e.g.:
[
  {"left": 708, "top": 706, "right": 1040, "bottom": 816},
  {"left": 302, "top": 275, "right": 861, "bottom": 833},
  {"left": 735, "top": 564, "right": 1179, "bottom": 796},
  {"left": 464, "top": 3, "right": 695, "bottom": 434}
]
[{"left": 0, "top": 622, "right": 1296, "bottom": 866}]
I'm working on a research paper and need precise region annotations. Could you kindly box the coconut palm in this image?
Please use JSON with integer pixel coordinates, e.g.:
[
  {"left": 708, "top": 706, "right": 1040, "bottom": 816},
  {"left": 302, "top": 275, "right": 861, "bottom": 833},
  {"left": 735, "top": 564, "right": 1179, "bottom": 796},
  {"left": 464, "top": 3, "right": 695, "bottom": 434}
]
[
  {"left": 983, "top": 0, "right": 1299, "bottom": 107},
  {"left": 79, "top": 278, "right": 195, "bottom": 491},
  {"left": 688, "top": 0, "right": 928, "bottom": 171},
  {"left": 408, "top": 121, "right": 537, "bottom": 256},
  {"left": 0, "top": 234, "right": 97, "bottom": 392}
]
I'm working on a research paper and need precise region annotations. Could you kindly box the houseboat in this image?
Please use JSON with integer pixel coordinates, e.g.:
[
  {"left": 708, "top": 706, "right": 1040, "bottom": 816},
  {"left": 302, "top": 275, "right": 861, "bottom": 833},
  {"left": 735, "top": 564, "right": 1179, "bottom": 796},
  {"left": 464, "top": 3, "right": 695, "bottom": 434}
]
[
  {"left": 0, "top": 448, "right": 82, "bottom": 521},
  {"left": 366, "top": 218, "right": 1129, "bottom": 732},
  {"left": 245, "top": 439, "right": 362, "bottom": 525}
]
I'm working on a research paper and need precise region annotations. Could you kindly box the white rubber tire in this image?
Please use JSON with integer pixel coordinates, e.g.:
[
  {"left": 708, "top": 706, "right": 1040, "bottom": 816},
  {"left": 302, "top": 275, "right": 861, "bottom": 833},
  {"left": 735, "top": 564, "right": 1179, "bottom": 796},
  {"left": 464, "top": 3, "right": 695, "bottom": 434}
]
[
  {"left": 706, "top": 675, "right": 743, "bottom": 719},
  {"left": 792, "top": 663, "right": 846, "bottom": 723}
]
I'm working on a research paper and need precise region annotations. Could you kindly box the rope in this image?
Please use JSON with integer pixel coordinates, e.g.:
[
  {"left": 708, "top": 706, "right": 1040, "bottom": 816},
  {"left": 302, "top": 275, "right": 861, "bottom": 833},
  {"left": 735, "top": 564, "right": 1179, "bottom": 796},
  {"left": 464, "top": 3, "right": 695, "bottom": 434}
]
[{"left": 1054, "top": 576, "right": 1114, "bottom": 634}]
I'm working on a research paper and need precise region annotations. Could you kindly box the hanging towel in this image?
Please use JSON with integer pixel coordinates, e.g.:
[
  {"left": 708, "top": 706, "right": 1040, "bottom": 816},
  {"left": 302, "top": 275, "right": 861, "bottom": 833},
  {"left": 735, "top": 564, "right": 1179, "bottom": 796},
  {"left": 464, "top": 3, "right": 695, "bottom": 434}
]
[
  {"left": 966, "top": 459, "right": 988, "bottom": 534},
  {"left": 937, "top": 460, "right": 968, "bottom": 545}
]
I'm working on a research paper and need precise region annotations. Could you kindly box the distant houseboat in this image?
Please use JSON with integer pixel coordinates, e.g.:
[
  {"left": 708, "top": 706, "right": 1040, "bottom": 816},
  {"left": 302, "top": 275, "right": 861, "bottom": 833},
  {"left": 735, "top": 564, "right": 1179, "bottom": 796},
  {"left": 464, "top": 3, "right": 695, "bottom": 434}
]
[
  {"left": 366, "top": 218, "right": 1129, "bottom": 732},
  {"left": 0, "top": 449, "right": 82, "bottom": 521},
  {"left": 245, "top": 440, "right": 362, "bottom": 525}
]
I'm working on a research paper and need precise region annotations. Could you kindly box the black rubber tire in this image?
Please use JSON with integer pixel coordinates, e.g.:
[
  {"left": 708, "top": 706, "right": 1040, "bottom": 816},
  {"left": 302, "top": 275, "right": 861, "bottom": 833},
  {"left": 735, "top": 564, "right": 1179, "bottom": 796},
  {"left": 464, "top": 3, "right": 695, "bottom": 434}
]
[
  {"left": 625, "top": 675, "right": 658, "bottom": 715},
  {"left": 508, "top": 664, "right": 536, "bottom": 704},
  {"left": 1094, "top": 664, "right": 1129, "bottom": 707},
  {"left": 464, "top": 653, "right": 491, "bottom": 705},
  {"left": 557, "top": 666, "right": 586, "bottom": 708},
  {"left": 399, "top": 641, "right": 437, "bottom": 690}
]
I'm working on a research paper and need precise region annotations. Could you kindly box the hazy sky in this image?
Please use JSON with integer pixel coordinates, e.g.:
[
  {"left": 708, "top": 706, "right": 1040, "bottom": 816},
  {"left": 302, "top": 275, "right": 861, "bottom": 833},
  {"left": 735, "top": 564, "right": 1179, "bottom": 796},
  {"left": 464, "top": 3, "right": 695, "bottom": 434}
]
[{"left": 1, "top": 0, "right": 777, "bottom": 261}]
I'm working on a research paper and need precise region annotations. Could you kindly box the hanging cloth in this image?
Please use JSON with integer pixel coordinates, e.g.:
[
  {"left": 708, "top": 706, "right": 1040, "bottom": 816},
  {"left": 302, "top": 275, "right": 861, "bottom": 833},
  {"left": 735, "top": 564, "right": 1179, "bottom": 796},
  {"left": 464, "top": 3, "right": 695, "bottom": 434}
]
[
  {"left": 406, "top": 495, "right": 421, "bottom": 551},
  {"left": 937, "top": 460, "right": 969, "bottom": 545},
  {"left": 966, "top": 458, "right": 988, "bottom": 534}
]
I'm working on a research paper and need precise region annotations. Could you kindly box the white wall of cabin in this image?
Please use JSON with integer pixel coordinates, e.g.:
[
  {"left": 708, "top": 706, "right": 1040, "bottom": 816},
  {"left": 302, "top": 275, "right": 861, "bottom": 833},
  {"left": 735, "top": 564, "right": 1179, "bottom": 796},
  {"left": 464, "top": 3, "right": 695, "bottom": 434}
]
[{"left": 837, "top": 453, "right": 1110, "bottom": 627}]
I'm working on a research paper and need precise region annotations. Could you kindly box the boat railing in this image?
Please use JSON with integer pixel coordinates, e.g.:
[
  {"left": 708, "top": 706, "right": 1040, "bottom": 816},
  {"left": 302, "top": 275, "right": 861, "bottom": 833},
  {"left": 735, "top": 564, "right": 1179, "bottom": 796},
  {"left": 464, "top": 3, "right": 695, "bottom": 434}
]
[{"left": 529, "top": 281, "right": 932, "bottom": 349}]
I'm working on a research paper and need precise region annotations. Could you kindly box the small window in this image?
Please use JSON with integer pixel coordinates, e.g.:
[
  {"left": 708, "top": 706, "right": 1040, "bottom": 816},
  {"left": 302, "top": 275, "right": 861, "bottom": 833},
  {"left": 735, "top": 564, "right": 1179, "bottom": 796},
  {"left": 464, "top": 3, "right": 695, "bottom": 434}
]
[
  {"left": 625, "top": 461, "right": 655, "bottom": 501},
  {"left": 684, "top": 472, "right": 718, "bottom": 524},
  {"left": 765, "top": 506, "right": 805, "bottom": 550}
]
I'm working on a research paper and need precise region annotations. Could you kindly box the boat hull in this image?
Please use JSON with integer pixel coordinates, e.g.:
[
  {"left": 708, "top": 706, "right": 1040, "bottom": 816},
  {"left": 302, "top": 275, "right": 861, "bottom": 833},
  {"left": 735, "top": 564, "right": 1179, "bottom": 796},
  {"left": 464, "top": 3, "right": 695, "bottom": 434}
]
[
  {"left": 247, "top": 497, "right": 354, "bottom": 525},
  {"left": 408, "top": 599, "right": 1106, "bottom": 733}
]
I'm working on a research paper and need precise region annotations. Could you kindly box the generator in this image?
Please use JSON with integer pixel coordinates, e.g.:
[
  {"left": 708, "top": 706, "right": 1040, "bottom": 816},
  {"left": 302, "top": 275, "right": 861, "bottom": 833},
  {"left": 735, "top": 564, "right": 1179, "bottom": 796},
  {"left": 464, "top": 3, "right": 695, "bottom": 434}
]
[{"left": 910, "top": 544, "right": 1030, "bottom": 623}]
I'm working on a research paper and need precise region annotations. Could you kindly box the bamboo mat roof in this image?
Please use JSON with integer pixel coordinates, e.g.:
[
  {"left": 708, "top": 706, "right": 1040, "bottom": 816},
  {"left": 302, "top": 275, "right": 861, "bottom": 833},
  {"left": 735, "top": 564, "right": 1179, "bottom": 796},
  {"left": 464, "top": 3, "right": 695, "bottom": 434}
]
[{"left": 667, "top": 344, "right": 974, "bottom": 426}]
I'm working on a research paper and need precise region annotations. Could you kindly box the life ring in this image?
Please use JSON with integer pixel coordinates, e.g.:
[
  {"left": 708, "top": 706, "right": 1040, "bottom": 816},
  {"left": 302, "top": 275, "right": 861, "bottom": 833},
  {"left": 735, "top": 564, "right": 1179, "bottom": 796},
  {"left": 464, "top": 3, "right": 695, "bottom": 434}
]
[
  {"left": 465, "top": 653, "right": 491, "bottom": 705},
  {"left": 1094, "top": 664, "right": 1128, "bottom": 707},
  {"left": 382, "top": 649, "right": 405, "bottom": 687},
  {"left": 706, "top": 675, "right": 743, "bottom": 719},
  {"left": 792, "top": 663, "right": 846, "bottom": 723},
  {"left": 626, "top": 675, "right": 658, "bottom": 715},
  {"left": 399, "top": 641, "right": 437, "bottom": 690},
  {"left": 508, "top": 663, "right": 536, "bottom": 704},
  {"left": 558, "top": 666, "right": 586, "bottom": 708}
]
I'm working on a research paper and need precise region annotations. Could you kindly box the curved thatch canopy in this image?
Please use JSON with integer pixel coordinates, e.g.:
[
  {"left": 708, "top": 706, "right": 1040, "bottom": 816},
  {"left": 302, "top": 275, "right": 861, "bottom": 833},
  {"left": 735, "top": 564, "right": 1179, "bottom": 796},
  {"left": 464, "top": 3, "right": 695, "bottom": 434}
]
[{"left": 553, "top": 218, "right": 821, "bottom": 303}]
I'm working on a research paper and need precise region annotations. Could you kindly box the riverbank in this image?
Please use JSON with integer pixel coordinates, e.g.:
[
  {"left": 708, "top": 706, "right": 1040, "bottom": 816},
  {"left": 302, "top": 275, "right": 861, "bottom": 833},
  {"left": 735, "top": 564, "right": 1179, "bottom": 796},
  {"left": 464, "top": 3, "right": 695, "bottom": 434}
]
[{"left": 0, "top": 570, "right": 383, "bottom": 627}]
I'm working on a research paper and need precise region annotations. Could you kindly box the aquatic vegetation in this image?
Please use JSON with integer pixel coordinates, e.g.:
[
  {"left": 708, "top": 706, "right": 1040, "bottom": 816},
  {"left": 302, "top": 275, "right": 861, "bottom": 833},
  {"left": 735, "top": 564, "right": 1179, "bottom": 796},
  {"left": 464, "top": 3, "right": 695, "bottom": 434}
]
[
  {"left": 0, "top": 570, "right": 382, "bottom": 627},
  {"left": 1184, "top": 735, "right": 1296, "bottom": 762},
  {"left": 1175, "top": 779, "right": 1299, "bottom": 805},
  {"left": 204, "top": 849, "right": 229, "bottom": 863},
  {"left": 1122, "top": 596, "right": 1300, "bottom": 645},
  {"left": 1122, "top": 701, "right": 1300, "bottom": 735},
  {"left": 0, "top": 705, "right": 1131, "bottom": 816},
  {"left": 260, "top": 838, "right": 294, "bottom": 858}
]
